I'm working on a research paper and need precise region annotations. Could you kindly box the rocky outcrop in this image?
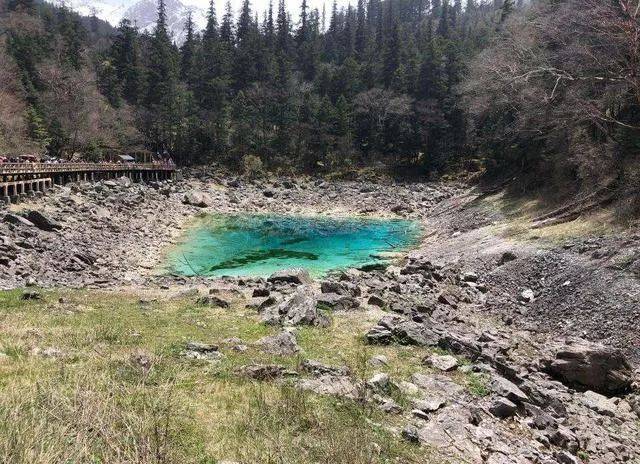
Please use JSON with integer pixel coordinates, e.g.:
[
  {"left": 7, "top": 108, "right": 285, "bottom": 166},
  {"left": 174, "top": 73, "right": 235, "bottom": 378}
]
[
  {"left": 24, "top": 211, "right": 62, "bottom": 231},
  {"left": 182, "top": 190, "right": 212, "bottom": 207},
  {"left": 260, "top": 286, "right": 329, "bottom": 327},
  {"left": 267, "top": 268, "right": 313, "bottom": 286},
  {"left": 256, "top": 330, "right": 300, "bottom": 356},
  {"left": 542, "top": 339, "right": 633, "bottom": 395}
]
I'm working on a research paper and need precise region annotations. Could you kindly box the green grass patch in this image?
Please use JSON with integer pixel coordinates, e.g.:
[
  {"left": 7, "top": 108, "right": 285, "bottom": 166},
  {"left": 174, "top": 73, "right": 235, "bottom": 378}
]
[{"left": 0, "top": 288, "right": 438, "bottom": 463}]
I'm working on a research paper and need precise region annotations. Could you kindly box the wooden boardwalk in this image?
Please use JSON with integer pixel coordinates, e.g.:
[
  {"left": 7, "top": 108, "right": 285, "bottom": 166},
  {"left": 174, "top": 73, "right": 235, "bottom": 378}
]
[{"left": 0, "top": 162, "right": 175, "bottom": 204}]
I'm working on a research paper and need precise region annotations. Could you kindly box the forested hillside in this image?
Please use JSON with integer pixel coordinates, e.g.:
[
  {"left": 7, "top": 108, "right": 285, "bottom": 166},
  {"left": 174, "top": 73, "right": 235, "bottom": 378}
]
[
  {"left": 1, "top": 0, "right": 507, "bottom": 170},
  {"left": 2, "top": 0, "right": 640, "bottom": 203}
]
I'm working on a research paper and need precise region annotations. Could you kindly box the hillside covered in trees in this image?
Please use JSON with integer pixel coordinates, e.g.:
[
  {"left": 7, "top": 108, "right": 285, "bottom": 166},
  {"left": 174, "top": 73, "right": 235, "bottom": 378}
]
[{"left": 2, "top": 0, "right": 640, "bottom": 202}]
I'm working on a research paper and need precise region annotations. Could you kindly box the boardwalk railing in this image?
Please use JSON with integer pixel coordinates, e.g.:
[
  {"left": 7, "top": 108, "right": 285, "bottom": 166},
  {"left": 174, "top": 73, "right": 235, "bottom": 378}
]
[
  {"left": 0, "top": 162, "right": 176, "bottom": 203},
  {"left": 0, "top": 162, "right": 175, "bottom": 175}
]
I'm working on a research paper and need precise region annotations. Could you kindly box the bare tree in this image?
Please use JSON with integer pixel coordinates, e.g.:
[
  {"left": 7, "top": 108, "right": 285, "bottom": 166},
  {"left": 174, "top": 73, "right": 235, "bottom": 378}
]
[{"left": 464, "top": 0, "right": 640, "bottom": 196}]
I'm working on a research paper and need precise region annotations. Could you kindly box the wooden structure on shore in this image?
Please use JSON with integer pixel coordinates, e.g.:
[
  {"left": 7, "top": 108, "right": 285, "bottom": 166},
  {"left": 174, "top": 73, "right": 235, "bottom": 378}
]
[{"left": 0, "top": 162, "right": 175, "bottom": 204}]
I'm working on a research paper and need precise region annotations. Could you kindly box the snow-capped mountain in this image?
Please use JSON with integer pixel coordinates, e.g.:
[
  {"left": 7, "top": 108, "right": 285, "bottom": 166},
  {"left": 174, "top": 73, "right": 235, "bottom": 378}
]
[
  {"left": 63, "top": 0, "right": 206, "bottom": 44},
  {"left": 62, "top": 0, "right": 131, "bottom": 26},
  {"left": 122, "top": 0, "right": 206, "bottom": 44}
]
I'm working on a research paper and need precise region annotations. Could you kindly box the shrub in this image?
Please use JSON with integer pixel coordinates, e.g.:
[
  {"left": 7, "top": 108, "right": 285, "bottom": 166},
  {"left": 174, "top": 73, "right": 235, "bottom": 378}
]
[{"left": 241, "top": 154, "right": 263, "bottom": 178}]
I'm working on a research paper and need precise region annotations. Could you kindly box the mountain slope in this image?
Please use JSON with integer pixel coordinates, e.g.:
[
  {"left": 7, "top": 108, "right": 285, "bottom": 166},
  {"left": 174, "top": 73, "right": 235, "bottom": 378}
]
[{"left": 65, "top": 0, "right": 205, "bottom": 44}]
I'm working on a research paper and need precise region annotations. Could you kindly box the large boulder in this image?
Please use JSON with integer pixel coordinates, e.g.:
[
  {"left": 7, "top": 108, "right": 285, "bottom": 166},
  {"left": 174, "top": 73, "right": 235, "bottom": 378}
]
[
  {"left": 365, "top": 315, "right": 440, "bottom": 347},
  {"left": 267, "top": 268, "right": 312, "bottom": 286},
  {"left": 261, "top": 286, "right": 329, "bottom": 327},
  {"left": 25, "top": 211, "right": 62, "bottom": 231},
  {"left": 182, "top": 190, "right": 212, "bottom": 207},
  {"left": 319, "top": 280, "right": 361, "bottom": 297},
  {"left": 541, "top": 339, "right": 633, "bottom": 395},
  {"left": 317, "top": 293, "right": 360, "bottom": 311},
  {"left": 256, "top": 330, "right": 300, "bottom": 356},
  {"left": 4, "top": 213, "right": 34, "bottom": 228}
]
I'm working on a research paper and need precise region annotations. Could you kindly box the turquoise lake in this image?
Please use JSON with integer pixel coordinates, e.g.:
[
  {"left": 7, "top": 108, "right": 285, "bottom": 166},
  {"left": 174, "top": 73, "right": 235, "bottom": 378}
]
[{"left": 167, "top": 214, "right": 422, "bottom": 278}]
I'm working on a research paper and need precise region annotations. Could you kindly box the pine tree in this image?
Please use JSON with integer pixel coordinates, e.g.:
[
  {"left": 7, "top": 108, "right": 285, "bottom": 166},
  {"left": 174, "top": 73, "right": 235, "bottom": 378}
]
[
  {"left": 437, "top": 0, "right": 449, "bottom": 38},
  {"left": 204, "top": 0, "right": 218, "bottom": 40},
  {"left": 145, "top": 0, "right": 181, "bottom": 157},
  {"left": 110, "top": 19, "right": 143, "bottom": 104},
  {"left": 275, "top": 0, "right": 290, "bottom": 83},
  {"left": 381, "top": 0, "right": 401, "bottom": 87},
  {"left": 341, "top": 6, "right": 355, "bottom": 61},
  {"left": 7, "top": 0, "right": 35, "bottom": 13},
  {"left": 296, "top": 0, "right": 316, "bottom": 80},
  {"left": 296, "top": 0, "right": 308, "bottom": 47},
  {"left": 355, "top": 0, "right": 367, "bottom": 60},
  {"left": 324, "top": 0, "right": 339, "bottom": 61},
  {"left": 234, "top": 0, "right": 262, "bottom": 88},
  {"left": 56, "top": 4, "right": 86, "bottom": 70},
  {"left": 265, "top": 0, "right": 275, "bottom": 46},
  {"left": 180, "top": 12, "right": 197, "bottom": 85},
  {"left": 237, "top": 0, "right": 252, "bottom": 43},
  {"left": 500, "top": 0, "right": 514, "bottom": 23},
  {"left": 196, "top": 0, "right": 230, "bottom": 109},
  {"left": 220, "top": 1, "right": 235, "bottom": 46}
]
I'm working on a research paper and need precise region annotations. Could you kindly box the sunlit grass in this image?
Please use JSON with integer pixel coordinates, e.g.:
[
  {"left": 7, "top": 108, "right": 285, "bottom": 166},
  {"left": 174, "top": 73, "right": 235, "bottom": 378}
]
[
  {"left": 480, "top": 192, "right": 619, "bottom": 244},
  {"left": 0, "top": 288, "right": 452, "bottom": 463}
]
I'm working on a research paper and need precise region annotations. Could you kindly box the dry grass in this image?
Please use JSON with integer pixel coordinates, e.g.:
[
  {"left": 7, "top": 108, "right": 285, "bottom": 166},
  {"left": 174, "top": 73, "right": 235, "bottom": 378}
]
[
  {"left": 0, "top": 289, "right": 450, "bottom": 463},
  {"left": 482, "top": 192, "right": 619, "bottom": 243}
]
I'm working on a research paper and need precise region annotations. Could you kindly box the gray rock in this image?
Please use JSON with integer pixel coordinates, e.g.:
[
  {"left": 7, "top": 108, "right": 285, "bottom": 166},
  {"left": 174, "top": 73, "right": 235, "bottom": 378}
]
[
  {"left": 424, "top": 354, "right": 459, "bottom": 372},
  {"left": 239, "top": 364, "right": 289, "bottom": 380},
  {"left": 21, "top": 290, "right": 42, "bottom": 300},
  {"left": 320, "top": 280, "right": 361, "bottom": 297},
  {"left": 261, "top": 286, "right": 328, "bottom": 327},
  {"left": 401, "top": 425, "right": 420, "bottom": 443},
  {"left": 267, "top": 268, "right": 313, "bottom": 285},
  {"left": 182, "top": 190, "right": 212, "bottom": 207},
  {"left": 4, "top": 213, "right": 34, "bottom": 228},
  {"left": 490, "top": 376, "right": 529, "bottom": 404},
  {"left": 416, "top": 405, "right": 483, "bottom": 463},
  {"left": 196, "top": 295, "right": 230, "bottom": 308},
  {"left": 183, "top": 341, "right": 224, "bottom": 361},
  {"left": 542, "top": 339, "right": 633, "bottom": 395},
  {"left": 489, "top": 397, "right": 518, "bottom": 418},
  {"left": 317, "top": 293, "right": 360, "bottom": 311},
  {"left": 519, "top": 289, "right": 535, "bottom": 303},
  {"left": 393, "top": 321, "right": 440, "bottom": 346},
  {"left": 367, "top": 372, "right": 393, "bottom": 394},
  {"left": 367, "top": 294, "right": 386, "bottom": 307},
  {"left": 368, "top": 354, "right": 389, "bottom": 367},
  {"left": 300, "top": 359, "right": 350, "bottom": 377},
  {"left": 298, "top": 374, "right": 361, "bottom": 399},
  {"left": 461, "top": 271, "right": 478, "bottom": 282},
  {"left": 25, "top": 211, "right": 62, "bottom": 231},
  {"left": 581, "top": 390, "right": 617, "bottom": 417},
  {"left": 257, "top": 331, "right": 300, "bottom": 356},
  {"left": 413, "top": 397, "right": 447, "bottom": 413}
]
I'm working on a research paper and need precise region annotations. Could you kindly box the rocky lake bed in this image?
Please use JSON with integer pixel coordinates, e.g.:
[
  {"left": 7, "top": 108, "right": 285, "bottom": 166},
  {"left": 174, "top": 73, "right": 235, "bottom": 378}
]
[{"left": 1, "top": 169, "right": 639, "bottom": 463}]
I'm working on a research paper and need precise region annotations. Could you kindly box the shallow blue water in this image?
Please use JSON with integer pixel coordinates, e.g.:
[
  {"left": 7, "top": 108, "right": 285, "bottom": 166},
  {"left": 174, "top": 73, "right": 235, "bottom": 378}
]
[{"left": 167, "top": 214, "right": 422, "bottom": 278}]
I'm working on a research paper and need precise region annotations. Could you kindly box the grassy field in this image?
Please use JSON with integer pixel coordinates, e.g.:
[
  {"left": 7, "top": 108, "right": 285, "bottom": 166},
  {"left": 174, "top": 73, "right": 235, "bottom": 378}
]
[{"left": 0, "top": 288, "right": 480, "bottom": 463}]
